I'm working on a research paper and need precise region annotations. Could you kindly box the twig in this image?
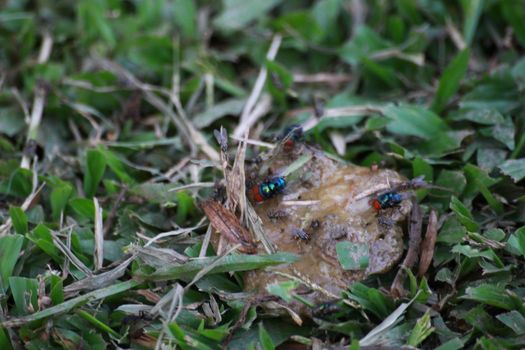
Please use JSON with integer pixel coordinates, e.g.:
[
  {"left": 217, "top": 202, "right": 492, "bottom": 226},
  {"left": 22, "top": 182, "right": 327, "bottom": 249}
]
[
  {"left": 234, "top": 34, "right": 282, "bottom": 138},
  {"left": 390, "top": 198, "right": 423, "bottom": 298}
]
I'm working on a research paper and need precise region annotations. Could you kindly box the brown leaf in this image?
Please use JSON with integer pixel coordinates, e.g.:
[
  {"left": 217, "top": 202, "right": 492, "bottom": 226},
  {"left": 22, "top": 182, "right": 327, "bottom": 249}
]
[
  {"left": 418, "top": 209, "right": 438, "bottom": 277},
  {"left": 201, "top": 200, "right": 257, "bottom": 253}
]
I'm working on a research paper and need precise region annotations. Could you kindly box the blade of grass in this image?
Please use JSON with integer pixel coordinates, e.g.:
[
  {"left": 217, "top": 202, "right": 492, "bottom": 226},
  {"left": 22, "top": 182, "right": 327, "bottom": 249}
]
[
  {"left": 77, "top": 310, "right": 120, "bottom": 339},
  {"left": 135, "top": 252, "right": 298, "bottom": 282},
  {"left": 0, "top": 280, "right": 139, "bottom": 328}
]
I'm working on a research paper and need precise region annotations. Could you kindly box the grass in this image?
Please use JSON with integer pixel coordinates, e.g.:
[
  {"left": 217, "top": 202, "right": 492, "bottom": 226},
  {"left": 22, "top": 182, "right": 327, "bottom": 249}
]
[{"left": 1, "top": 0, "right": 525, "bottom": 349}]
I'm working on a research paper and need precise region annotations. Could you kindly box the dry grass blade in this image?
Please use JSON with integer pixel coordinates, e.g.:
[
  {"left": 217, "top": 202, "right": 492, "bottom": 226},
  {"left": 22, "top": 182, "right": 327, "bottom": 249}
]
[
  {"left": 303, "top": 104, "right": 385, "bottom": 132},
  {"left": 199, "top": 225, "right": 213, "bottom": 258},
  {"left": 93, "top": 197, "right": 104, "bottom": 270},
  {"left": 246, "top": 202, "right": 275, "bottom": 254},
  {"left": 21, "top": 32, "right": 53, "bottom": 169},
  {"left": 329, "top": 131, "right": 347, "bottom": 156},
  {"left": 293, "top": 73, "right": 352, "bottom": 84},
  {"left": 234, "top": 34, "right": 282, "bottom": 138},
  {"left": 201, "top": 200, "right": 256, "bottom": 253},
  {"left": 129, "top": 245, "right": 189, "bottom": 266},
  {"left": 229, "top": 130, "right": 249, "bottom": 218},
  {"left": 229, "top": 135, "right": 275, "bottom": 149},
  {"left": 142, "top": 224, "right": 203, "bottom": 247},
  {"left": 154, "top": 283, "right": 184, "bottom": 350},
  {"left": 0, "top": 183, "right": 45, "bottom": 236},
  {"left": 359, "top": 293, "right": 419, "bottom": 347},
  {"left": 150, "top": 284, "right": 183, "bottom": 317},
  {"left": 418, "top": 209, "right": 438, "bottom": 278},
  {"left": 233, "top": 94, "right": 272, "bottom": 139},
  {"left": 50, "top": 230, "right": 92, "bottom": 276},
  {"left": 92, "top": 58, "right": 219, "bottom": 162},
  {"left": 167, "top": 87, "right": 221, "bottom": 162},
  {"left": 64, "top": 255, "right": 135, "bottom": 295},
  {"left": 167, "top": 182, "right": 215, "bottom": 192}
]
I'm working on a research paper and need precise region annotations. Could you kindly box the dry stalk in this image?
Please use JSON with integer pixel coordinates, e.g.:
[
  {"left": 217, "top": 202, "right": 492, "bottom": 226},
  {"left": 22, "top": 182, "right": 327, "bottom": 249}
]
[
  {"left": 234, "top": 34, "right": 282, "bottom": 138},
  {"left": 21, "top": 32, "right": 53, "bottom": 169}
]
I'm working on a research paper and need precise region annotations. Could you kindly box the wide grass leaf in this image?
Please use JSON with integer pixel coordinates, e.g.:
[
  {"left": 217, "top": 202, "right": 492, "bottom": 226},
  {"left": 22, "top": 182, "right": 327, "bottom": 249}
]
[
  {"left": 450, "top": 196, "right": 479, "bottom": 232},
  {"left": 8, "top": 277, "right": 38, "bottom": 315},
  {"left": 214, "top": 0, "right": 281, "bottom": 31},
  {"left": 384, "top": 104, "right": 448, "bottom": 140},
  {"left": 0, "top": 280, "right": 139, "bottom": 327},
  {"left": 461, "top": 0, "right": 483, "bottom": 45},
  {"left": 0, "top": 327, "right": 12, "bottom": 350},
  {"left": 77, "top": 310, "right": 119, "bottom": 338},
  {"left": 497, "top": 310, "right": 525, "bottom": 335},
  {"left": 51, "top": 183, "right": 73, "bottom": 220},
  {"left": 84, "top": 149, "right": 106, "bottom": 198},
  {"left": 406, "top": 311, "right": 434, "bottom": 347},
  {"left": 463, "top": 284, "right": 521, "bottom": 310},
  {"left": 0, "top": 235, "right": 24, "bottom": 293},
  {"left": 507, "top": 226, "right": 525, "bottom": 257},
  {"left": 173, "top": 0, "right": 197, "bottom": 39},
  {"left": 431, "top": 49, "right": 470, "bottom": 113},
  {"left": 9, "top": 206, "right": 27, "bottom": 235},
  {"left": 435, "top": 338, "right": 464, "bottom": 350},
  {"left": 136, "top": 252, "right": 298, "bottom": 281},
  {"left": 259, "top": 323, "right": 275, "bottom": 350},
  {"left": 499, "top": 158, "right": 525, "bottom": 182}
]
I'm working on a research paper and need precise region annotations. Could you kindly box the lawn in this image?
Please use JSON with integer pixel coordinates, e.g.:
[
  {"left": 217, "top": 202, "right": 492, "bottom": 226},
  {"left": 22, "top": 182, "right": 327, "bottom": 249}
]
[{"left": 1, "top": 1, "right": 525, "bottom": 349}]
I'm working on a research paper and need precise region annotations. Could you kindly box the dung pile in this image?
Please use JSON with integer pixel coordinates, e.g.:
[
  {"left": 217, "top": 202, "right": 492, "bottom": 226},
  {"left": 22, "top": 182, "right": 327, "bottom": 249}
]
[{"left": 242, "top": 141, "right": 411, "bottom": 316}]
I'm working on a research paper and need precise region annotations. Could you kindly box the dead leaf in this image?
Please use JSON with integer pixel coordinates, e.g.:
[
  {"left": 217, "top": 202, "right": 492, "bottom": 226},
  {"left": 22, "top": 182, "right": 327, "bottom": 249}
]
[
  {"left": 201, "top": 200, "right": 256, "bottom": 253},
  {"left": 418, "top": 209, "right": 438, "bottom": 277}
]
